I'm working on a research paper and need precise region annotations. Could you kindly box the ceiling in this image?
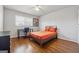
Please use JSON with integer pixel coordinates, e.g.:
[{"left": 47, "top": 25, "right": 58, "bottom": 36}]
[{"left": 4, "top": 5, "right": 72, "bottom": 16}]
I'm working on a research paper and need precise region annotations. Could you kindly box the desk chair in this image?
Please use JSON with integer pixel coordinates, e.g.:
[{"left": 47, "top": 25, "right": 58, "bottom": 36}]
[{"left": 24, "top": 27, "right": 30, "bottom": 38}]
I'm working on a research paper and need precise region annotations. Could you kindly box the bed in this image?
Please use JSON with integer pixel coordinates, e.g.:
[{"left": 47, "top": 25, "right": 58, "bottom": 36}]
[{"left": 30, "top": 26, "right": 57, "bottom": 46}]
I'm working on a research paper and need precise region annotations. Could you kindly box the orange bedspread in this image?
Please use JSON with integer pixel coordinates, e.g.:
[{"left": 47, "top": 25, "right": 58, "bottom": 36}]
[{"left": 31, "top": 31, "right": 56, "bottom": 40}]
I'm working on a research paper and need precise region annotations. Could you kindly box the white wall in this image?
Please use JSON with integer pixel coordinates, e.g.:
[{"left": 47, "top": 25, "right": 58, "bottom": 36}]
[
  {"left": 78, "top": 25, "right": 79, "bottom": 43},
  {"left": 78, "top": 10, "right": 79, "bottom": 43},
  {"left": 4, "top": 8, "right": 36, "bottom": 38},
  {"left": 0, "top": 5, "right": 3, "bottom": 31},
  {"left": 40, "top": 6, "right": 78, "bottom": 43}
]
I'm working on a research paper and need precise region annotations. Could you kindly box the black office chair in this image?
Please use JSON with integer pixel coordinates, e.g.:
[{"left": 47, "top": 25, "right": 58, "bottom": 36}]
[{"left": 24, "top": 27, "right": 30, "bottom": 38}]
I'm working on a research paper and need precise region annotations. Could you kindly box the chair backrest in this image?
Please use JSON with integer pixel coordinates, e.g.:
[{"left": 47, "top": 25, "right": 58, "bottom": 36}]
[{"left": 24, "top": 27, "right": 29, "bottom": 33}]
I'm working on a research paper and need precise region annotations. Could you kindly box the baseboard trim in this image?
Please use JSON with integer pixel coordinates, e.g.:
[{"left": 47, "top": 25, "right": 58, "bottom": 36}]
[
  {"left": 61, "top": 38, "right": 78, "bottom": 43},
  {"left": 58, "top": 37, "right": 78, "bottom": 44},
  {"left": 11, "top": 37, "right": 17, "bottom": 39},
  {"left": 11, "top": 36, "right": 25, "bottom": 39},
  {"left": 11, "top": 36, "right": 79, "bottom": 44}
]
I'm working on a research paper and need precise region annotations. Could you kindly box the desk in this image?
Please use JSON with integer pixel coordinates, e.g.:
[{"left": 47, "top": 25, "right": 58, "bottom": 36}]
[
  {"left": 29, "top": 27, "right": 39, "bottom": 32},
  {"left": 17, "top": 27, "right": 39, "bottom": 39},
  {"left": 17, "top": 28, "right": 32, "bottom": 39},
  {"left": 17, "top": 29, "right": 24, "bottom": 39}
]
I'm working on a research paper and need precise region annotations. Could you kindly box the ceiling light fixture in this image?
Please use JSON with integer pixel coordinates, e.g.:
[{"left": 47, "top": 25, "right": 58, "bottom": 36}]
[{"left": 35, "top": 5, "right": 40, "bottom": 11}]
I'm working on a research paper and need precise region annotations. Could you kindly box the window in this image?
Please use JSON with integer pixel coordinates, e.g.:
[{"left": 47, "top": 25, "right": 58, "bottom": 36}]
[
  {"left": 15, "top": 15, "right": 33, "bottom": 26},
  {"left": 15, "top": 15, "right": 25, "bottom": 26}
]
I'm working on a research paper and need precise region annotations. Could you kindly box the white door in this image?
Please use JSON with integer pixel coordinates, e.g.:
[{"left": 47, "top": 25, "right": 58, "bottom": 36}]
[
  {"left": 78, "top": 10, "right": 79, "bottom": 43},
  {"left": 0, "top": 5, "right": 3, "bottom": 31},
  {"left": 78, "top": 26, "right": 79, "bottom": 43}
]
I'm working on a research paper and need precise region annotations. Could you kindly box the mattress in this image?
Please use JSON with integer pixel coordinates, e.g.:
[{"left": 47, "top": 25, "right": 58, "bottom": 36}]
[{"left": 31, "top": 31, "right": 56, "bottom": 40}]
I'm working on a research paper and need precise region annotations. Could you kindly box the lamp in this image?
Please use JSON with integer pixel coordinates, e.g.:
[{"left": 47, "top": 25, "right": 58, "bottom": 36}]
[{"left": 35, "top": 5, "right": 40, "bottom": 11}]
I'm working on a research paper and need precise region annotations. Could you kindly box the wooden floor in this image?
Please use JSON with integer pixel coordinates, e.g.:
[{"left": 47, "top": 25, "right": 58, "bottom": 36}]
[{"left": 10, "top": 38, "right": 79, "bottom": 53}]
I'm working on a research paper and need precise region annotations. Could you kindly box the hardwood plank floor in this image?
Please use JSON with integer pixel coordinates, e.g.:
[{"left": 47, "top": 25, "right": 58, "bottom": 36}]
[{"left": 10, "top": 38, "right": 79, "bottom": 53}]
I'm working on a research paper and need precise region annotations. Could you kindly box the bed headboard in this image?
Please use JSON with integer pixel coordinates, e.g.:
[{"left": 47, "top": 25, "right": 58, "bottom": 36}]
[{"left": 45, "top": 26, "right": 57, "bottom": 32}]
